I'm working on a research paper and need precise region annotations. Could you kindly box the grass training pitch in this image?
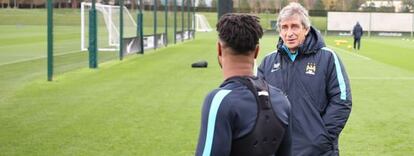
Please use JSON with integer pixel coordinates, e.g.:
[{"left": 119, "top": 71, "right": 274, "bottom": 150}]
[{"left": 1, "top": 9, "right": 414, "bottom": 155}]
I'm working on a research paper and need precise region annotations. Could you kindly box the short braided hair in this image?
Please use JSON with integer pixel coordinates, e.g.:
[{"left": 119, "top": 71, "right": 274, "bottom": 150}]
[{"left": 216, "top": 13, "right": 263, "bottom": 55}]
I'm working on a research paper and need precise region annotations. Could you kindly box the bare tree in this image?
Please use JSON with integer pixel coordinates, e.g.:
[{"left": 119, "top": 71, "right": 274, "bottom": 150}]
[
  {"left": 72, "top": 0, "right": 78, "bottom": 8},
  {"left": 211, "top": 0, "right": 217, "bottom": 9},
  {"left": 238, "top": 0, "right": 249, "bottom": 12},
  {"left": 131, "top": 0, "right": 136, "bottom": 10},
  {"left": 314, "top": 0, "right": 325, "bottom": 10},
  {"left": 198, "top": 0, "right": 207, "bottom": 7}
]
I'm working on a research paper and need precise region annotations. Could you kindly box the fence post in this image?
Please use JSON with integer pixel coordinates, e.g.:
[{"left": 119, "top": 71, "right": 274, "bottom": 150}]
[
  {"left": 181, "top": 0, "right": 184, "bottom": 42},
  {"left": 139, "top": 0, "right": 144, "bottom": 54},
  {"left": 368, "top": 12, "right": 371, "bottom": 37},
  {"left": 193, "top": 0, "right": 195, "bottom": 39},
  {"left": 89, "top": 0, "right": 97, "bottom": 68},
  {"left": 174, "top": 0, "right": 177, "bottom": 44},
  {"left": 47, "top": 0, "right": 53, "bottom": 81},
  {"left": 187, "top": 0, "right": 190, "bottom": 33},
  {"left": 119, "top": 0, "right": 124, "bottom": 60},
  {"left": 165, "top": 0, "right": 168, "bottom": 46},
  {"left": 154, "top": 0, "right": 158, "bottom": 49},
  {"left": 412, "top": 13, "right": 413, "bottom": 38}
]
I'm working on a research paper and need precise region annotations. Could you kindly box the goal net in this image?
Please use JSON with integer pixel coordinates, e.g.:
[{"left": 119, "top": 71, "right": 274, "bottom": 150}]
[
  {"left": 80, "top": 2, "right": 137, "bottom": 51},
  {"left": 195, "top": 14, "right": 212, "bottom": 32}
]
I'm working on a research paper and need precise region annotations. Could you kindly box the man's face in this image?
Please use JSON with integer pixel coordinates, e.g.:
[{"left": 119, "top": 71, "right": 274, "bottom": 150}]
[{"left": 279, "top": 15, "right": 309, "bottom": 52}]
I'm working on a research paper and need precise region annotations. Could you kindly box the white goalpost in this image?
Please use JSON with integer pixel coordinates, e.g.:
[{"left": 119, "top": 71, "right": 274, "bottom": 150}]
[
  {"left": 195, "top": 14, "right": 212, "bottom": 32},
  {"left": 80, "top": 2, "right": 137, "bottom": 51}
]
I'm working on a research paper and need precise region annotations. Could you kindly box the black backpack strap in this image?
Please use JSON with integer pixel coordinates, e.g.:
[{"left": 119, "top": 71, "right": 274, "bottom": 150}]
[{"left": 225, "top": 76, "right": 287, "bottom": 156}]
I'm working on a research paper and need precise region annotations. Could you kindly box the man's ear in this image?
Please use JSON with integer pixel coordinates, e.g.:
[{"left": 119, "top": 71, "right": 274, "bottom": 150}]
[
  {"left": 305, "top": 27, "right": 310, "bottom": 35},
  {"left": 253, "top": 45, "right": 259, "bottom": 59},
  {"left": 217, "top": 42, "right": 222, "bottom": 57}
]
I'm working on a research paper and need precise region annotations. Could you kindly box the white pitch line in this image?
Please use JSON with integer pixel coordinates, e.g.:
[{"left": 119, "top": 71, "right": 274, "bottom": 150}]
[
  {"left": 350, "top": 77, "right": 414, "bottom": 80},
  {"left": 328, "top": 46, "right": 371, "bottom": 60}
]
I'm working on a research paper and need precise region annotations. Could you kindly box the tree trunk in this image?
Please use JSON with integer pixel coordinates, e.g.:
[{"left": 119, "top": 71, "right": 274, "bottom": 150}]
[
  {"left": 72, "top": 0, "right": 77, "bottom": 8},
  {"left": 131, "top": 0, "right": 136, "bottom": 10}
]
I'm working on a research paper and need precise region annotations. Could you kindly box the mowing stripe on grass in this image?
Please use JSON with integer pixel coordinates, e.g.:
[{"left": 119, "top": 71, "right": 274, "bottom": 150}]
[
  {"left": 0, "top": 50, "right": 86, "bottom": 66},
  {"left": 328, "top": 46, "right": 371, "bottom": 60}
]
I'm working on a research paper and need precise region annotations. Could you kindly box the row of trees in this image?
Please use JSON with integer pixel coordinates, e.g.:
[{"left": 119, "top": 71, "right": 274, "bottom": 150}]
[
  {"left": 0, "top": 0, "right": 80, "bottom": 8},
  {"left": 0, "top": 0, "right": 413, "bottom": 12},
  {"left": 0, "top": 0, "right": 192, "bottom": 9},
  {"left": 197, "top": 0, "right": 414, "bottom": 13}
]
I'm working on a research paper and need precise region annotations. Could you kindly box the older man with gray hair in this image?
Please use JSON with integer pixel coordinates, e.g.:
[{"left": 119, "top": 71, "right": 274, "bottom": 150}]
[{"left": 258, "top": 2, "right": 352, "bottom": 156}]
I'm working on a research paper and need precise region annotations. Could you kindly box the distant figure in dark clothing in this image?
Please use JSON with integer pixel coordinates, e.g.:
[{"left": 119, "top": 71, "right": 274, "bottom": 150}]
[{"left": 352, "top": 22, "right": 363, "bottom": 50}]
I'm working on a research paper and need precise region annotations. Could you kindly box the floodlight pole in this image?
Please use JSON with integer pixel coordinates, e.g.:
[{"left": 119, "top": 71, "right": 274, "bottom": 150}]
[{"left": 47, "top": 0, "right": 53, "bottom": 81}]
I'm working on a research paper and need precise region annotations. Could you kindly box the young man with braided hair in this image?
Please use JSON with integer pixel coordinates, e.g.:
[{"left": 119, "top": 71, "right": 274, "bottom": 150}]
[{"left": 195, "top": 13, "right": 291, "bottom": 156}]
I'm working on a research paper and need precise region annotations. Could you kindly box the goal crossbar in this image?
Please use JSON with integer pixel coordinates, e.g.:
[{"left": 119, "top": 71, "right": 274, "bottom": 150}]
[{"left": 80, "top": 2, "right": 137, "bottom": 51}]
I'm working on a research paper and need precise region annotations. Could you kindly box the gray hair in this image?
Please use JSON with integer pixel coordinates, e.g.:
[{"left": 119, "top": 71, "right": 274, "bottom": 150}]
[{"left": 277, "top": 2, "right": 311, "bottom": 31}]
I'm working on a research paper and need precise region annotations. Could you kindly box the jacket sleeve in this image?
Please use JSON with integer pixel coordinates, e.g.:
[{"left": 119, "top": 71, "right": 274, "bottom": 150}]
[
  {"left": 195, "top": 90, "right": 233, "bottom": 156},
  {"left": 361, "top": 27, "right": 363, "bottom": 35},
  {"left": 322, "top": 52, "right": 352, "bottom": 141},
  {"left": 352, "top": 26, "right": 355, "bottom": 35}
]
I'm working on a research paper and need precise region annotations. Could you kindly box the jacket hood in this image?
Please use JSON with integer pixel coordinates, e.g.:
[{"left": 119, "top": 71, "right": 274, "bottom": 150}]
[{"left": 276, "top": 26, "right": 325, "bottom": 55}]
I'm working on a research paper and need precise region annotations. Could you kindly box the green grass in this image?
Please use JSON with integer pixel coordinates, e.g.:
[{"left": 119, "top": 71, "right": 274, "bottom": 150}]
[
  {"left": 0, "top": 32, "right": 219, "bottom": 155},
  {"left": 0, "top": 8, "right": 194, "bottom": 76},
  {"left": 2, "top": 31, "right": 414, "bottom": 155},
  {"left": 1, "top": 9, "right": 414, "bottom": 156},
  {"left": 325, "top": 36, "right": 414, "bottom": 72},
  {"left": 322, "top": 36, "right": 414, "bottom": 155}
]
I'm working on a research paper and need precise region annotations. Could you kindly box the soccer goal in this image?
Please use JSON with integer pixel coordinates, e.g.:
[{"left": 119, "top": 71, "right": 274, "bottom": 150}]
[
  {"left": 80, "top": 2, "right": 137, "bottom": 51},
  {"left": 195, "top": 14, "right": 212, "bottom": 32}
]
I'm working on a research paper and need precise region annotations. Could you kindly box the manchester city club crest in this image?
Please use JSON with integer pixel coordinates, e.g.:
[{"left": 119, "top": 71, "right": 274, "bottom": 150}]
[{"left": 305, "top": 63, "right": 316, "bottom": 75}]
